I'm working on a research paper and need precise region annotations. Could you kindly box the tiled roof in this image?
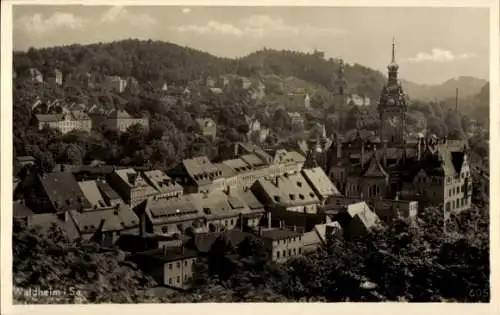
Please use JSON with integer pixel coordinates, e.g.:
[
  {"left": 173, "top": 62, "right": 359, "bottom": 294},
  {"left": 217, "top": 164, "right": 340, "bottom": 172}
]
[
  {"left": 78, "top": 180, "right": 108, "bottom": 208},
  {"left": 38, "top": 173, "right": 92, "bottom": 211},
  {"left": 223, "top": 158, "right": 252, "bottom": 174},
  {"left": 190, "top": 190, "right": 245, "bottom": 218},
  {"left": 182, "top": 156, "right": 223, "bottom": 182},
  {"left": 146, "top": 195, "right": 199, "bottom": 223},
  {"left": 214, "top": 163, "right": 237, "bottom": 178},
  {"left": 240, "top": 154, "right": 266, "bottom": 168},
  {"left": 236, "top": 189, "right": 265, "bottom": 211},
  {"left": 255, "top": 173, "right": 320, "bottom": 207},
  {"left": 192, "top": 229, "right": 252, "bottom": 253},
  {"left": 28, "top": 213, "right": 80, "bottom": 240},
  {"left": 142, "top": 170, "right": 183, "bottom": 194},
  {"left": 302, "top": 167, "right": 341, "bottom": 199},
  {"left": 69, "top": 204, "right": 139, "bottom": 234},
  {"left": 133, "top": 246, "right": 198, "bottom": 263},
  {"left": 96, "top": 180, "right": 122, "bottom": 201},
  {"left": 346, "top": 202, "right": 380, "bottom": 230},
  {"left": 112, "top": 169, "right": 157, "bottom": 194},
  {"left": 260, "top": 228, "right": 302, "bottom": 241}
]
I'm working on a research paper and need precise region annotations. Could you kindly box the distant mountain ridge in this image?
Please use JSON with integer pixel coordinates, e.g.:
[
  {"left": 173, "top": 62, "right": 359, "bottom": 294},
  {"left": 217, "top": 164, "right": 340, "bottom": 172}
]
[{"left": 401, "top": 76, "right": 488, "bottom": 101}]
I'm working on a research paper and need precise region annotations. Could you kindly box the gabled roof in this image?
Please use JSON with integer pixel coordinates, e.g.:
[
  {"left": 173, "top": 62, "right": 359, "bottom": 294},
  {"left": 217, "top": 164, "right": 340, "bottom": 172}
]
[
  {"left": 182, "top": 156, "right": 223, "bottom": 183},
  {"left": 69, "top": 204, "right": 139, "bottom": 235},
  {"left": 96, "top": 180, "right": 122, "bottom": 201},
  {"left": 112, "top": 168, "right": 156, "bottom": 195},
  {"left": 363, "top": 151, "right": 389, "bottom": 178},
  {"left": 192, "top": 229, "right": 252, "bottom": 253},
  {"left": 255, "top": 173, "right": 320, "bottom": 207},
  {"left": 38, "top": 172, "right": 92, "bottom": 211},
  {"left": 78, "top": 180, "right": 109, "bottom": 209},
  {"left": 235, "top": 188, "right": 265, "bottom": 211},
  {"left": 346, "top": 202, "right": 380, "bottom": 231},
  {"left": 145, "top": 195, "right": 199, "bottom": 225},
  {"left": 190, "top": 190, "right": 248, "bottom": 218},
  {"left": 240, "top": 154, "right": 265, "bottom": 168},
  {"left": 301, "top": 167, "right": 341, "bottom": 199},
  {"left": 142, "top": 170, "right": 183, "bottom": 194}
]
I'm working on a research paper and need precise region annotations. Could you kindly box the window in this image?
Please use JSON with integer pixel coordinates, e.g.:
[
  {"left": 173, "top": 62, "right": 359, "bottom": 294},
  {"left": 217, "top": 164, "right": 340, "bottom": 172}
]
[
  {"left": 448, "top": 189, "right": 451, "bottom": 197},
  {"left": 283, "top": 250, "right": 286, "bottom": 257},
  {"left": 293, "top": 248, "right": 296, "bottom": 255},
  {"left": 298, "top": 248, "right": 302, "bottom": 254},
  {"left": 169, "top": 263, "right": 173, "bottom": 270},
  {"left": 277, "top": 251, "right": 280, "bottom": 258},
  {"left": 177, "top": 276, "right": 180, "bottom": 283},
  {"left": 176, "top": 262, "right": 181, "bottom": 268},
  {"left": 162, "top": 226, "right": 168, "bottom": 233},
  {"left": 184, "top": 261, "right": 188, "bottom": 266},
  {"left": 169, "top": 278, "right": 172, "bottom": 285},
  {"left": 446, "top": 202, "right": 450, "bottom": 211},
  {"left": 230, "top": 219, "right": 234, "bottom": 225},
  {"left": 288, "top": 249, "right": 292, "bottom": 256},
  {"left": 184, "top": 274, "right": 188, "bottom": 280}
]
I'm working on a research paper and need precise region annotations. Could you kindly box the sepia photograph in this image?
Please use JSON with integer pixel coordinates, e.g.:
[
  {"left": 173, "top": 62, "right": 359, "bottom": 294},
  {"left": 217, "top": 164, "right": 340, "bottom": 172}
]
[{"left": 2, "top": 0, "right": 497, "bottom": 310}]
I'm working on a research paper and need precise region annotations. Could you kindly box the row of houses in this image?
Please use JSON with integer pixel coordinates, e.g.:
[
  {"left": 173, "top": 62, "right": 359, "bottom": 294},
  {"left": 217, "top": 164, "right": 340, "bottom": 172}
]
[
  {"left": 14, "top": 142, "right": 419, "bottom": 290},
  {"left": 34, "top": 109, "right": 149, "bottom": 134}
]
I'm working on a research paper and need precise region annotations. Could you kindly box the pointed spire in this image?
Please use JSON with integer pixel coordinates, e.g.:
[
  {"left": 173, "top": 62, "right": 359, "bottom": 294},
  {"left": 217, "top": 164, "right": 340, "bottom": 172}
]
[{"left": 391, "top": 36, "right": 396, "bottom": 64}]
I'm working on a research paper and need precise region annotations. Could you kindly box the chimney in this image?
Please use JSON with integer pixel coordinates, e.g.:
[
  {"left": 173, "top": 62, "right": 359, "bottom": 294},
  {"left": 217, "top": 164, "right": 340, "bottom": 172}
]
[
  {"left": 139, "top": 210, "right": 146, "bottom": 237},
  {"left": 395, "top": 192, "right": 400, "bottom": 201}
]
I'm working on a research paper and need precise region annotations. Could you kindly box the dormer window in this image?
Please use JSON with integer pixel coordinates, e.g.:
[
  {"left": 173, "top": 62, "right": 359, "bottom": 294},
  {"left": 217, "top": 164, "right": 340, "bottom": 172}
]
[{"left": 289, "top": 194, "right": 295, "bottom": 200}]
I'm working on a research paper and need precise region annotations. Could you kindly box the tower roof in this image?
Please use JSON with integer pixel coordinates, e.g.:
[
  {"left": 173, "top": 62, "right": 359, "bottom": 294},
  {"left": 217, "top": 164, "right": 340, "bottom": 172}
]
[{"left": 387, "top": 37, "right": 399, "bottom": 70}]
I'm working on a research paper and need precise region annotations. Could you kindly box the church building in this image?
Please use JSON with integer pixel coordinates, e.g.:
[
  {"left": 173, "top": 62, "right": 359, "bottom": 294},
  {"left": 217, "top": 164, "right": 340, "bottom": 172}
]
[{"left": 324, "top": 39, "right": 472, "bottom": 214}]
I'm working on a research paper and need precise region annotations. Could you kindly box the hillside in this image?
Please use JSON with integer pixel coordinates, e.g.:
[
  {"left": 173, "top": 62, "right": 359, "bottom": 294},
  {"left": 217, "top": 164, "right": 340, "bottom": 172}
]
[{"left": 402, "top": 76, "right": 487, "bottom": 101}]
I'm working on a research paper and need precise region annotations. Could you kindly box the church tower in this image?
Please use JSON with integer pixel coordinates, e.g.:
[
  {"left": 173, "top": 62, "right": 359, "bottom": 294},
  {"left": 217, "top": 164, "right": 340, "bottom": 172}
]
[
  {"left": 378, "top": 38, "right": 408, "bottom": 144},
  {"left": 331, "top": 58, "right": 347, "bottom": 110}
]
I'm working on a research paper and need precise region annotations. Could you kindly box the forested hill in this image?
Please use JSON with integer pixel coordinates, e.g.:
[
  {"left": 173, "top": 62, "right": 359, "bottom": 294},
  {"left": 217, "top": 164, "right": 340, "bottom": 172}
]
[
  {"left": 13, "top": 39, "right": 235, "bottom": 85},
  {"left": 13, "top": 39, "right": 387, "bottom": 101},
  {"left": 13, "top": 39, "right": 486, "bottom": 104}
]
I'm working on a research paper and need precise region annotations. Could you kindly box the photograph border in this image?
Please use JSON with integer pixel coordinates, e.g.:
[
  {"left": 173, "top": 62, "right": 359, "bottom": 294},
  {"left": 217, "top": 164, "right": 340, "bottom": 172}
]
[{"left": 1, "top": 0, "right": 499, "bottom": 314}]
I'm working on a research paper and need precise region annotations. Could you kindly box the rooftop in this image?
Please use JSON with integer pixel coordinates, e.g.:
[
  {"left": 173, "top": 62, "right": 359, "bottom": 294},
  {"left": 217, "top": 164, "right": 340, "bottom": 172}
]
[
  {"left": 302, "top": 167, "right": 341, "bottom": 199},
  {"left": 78, "top": 180, "right": 109, "bottom": 209},
  {"left": 69, "top": 204, "right": 139, "bottom": 234},
  {"left": 133, "top": 246, "right": 198, "bottom": 263},
  {"left": 146, "top": 195, "right": 199, "bottom": 221},
  {"left": 38, "top": 172, "right": 92, "bottom": 212},
  {"left": 255, "top": 173, "right": 320, "bottom": 207},
  {"left": 260, "top": 228, "right": 303, "bottom": 241},
  {"left": 142, "top": 170, "right": 183, "bottom": 194}
]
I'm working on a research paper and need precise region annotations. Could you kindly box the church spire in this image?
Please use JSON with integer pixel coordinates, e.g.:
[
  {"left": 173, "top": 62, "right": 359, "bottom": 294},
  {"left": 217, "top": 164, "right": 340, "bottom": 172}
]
[
  {"left": 387, "top": 37, "right": 399, "bottom": 85},
  {"left": 391, "top": 36, "right": 396, "bottom": 64}
]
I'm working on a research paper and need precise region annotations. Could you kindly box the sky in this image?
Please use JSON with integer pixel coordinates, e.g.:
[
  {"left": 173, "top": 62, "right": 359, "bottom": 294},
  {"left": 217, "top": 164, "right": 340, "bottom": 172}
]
[{"left": 12, "top": 5, "right": 490, "bottom": 85}]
